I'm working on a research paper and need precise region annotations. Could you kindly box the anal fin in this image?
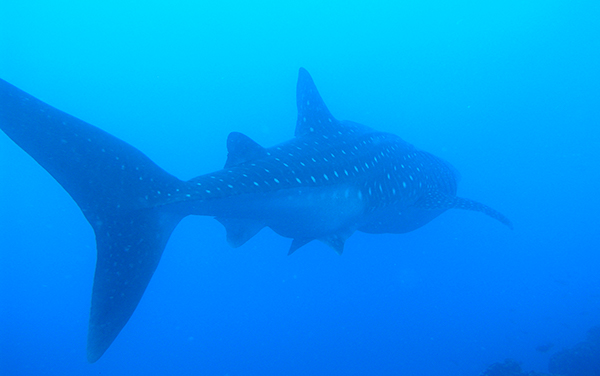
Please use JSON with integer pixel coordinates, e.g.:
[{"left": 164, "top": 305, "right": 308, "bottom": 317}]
[
  {"left": 215, "top": 217, "right": 264, "bottom": 248},
  {"left": 288, "top": 238, "right": 313, "bottom": 255}
]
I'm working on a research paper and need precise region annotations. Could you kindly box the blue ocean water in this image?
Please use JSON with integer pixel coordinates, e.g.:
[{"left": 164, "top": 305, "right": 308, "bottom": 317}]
[{"left": 1, "top": 1, "right": 599, "bottom": 375}]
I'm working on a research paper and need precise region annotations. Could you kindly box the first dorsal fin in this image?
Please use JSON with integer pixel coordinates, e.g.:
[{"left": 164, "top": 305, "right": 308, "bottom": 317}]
[
  {"left": 224, "top": 131, "right": 267, "bottom": 168},
  {"left": 295, "top": 68, "right": 338, "bottom": 137}
]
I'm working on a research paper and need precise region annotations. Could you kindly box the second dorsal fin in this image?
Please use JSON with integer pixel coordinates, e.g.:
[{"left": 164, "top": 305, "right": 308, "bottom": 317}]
[{"left": 224, "top": 131, "right": 267, "bottom": 168}]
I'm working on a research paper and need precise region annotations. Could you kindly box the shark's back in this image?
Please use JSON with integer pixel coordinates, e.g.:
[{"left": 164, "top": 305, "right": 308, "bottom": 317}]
[{"left": 0, "top": 68, "right": 511, "bottom": 362}]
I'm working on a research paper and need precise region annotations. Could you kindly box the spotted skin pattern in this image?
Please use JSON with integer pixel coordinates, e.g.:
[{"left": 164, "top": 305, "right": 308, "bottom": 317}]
[{"left": 0, "top": 68, "right": 511, "bottom": 362}]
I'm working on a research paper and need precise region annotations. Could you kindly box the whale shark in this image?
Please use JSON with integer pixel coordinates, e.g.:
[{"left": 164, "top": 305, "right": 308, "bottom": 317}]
[{"left": 0, "top": 68, "right": 511, "bottom": 362}]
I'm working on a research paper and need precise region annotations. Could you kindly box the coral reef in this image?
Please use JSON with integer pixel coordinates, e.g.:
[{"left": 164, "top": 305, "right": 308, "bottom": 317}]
[
  {"left": 481, "top": 326, "right": 600, "bottom": 376},
  {"left": 548, "top": 326, "right": 600, "bottom": 376}
]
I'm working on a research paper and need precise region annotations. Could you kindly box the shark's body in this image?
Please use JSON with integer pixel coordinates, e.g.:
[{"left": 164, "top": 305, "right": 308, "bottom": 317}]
[{"left": 0, "top": 69, "right": 511, "bottom": 362}]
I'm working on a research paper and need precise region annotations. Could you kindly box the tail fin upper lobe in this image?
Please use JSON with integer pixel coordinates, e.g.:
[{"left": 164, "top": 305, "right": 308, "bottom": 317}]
[{"left": 0, "top": 79, "right": 187, "bottom": 362}]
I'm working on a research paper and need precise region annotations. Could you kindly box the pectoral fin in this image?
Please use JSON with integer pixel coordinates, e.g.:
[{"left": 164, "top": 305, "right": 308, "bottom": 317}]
[{"left": 416, "top": 190, "right": 513, "bottom": 229}]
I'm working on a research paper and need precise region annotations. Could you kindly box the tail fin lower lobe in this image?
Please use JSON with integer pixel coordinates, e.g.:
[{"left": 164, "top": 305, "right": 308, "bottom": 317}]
[{"left": 0, "top": 79, "right": 187, "bottom": 362}]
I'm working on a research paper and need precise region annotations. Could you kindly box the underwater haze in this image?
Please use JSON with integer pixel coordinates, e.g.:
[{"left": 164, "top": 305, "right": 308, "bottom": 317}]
[{"left": 1, "top": 1, "right": 599, "bottom": 375}]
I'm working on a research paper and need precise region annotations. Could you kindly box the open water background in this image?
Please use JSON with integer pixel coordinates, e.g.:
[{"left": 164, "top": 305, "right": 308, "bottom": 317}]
[{"left": 1, "top": 1, "right": 599, "bottom": 375}]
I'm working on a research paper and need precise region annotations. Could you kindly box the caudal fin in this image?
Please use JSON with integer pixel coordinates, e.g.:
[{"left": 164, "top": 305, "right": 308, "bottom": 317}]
[{"left": 0, "top": 79, "right": 187, "bottom": 362}]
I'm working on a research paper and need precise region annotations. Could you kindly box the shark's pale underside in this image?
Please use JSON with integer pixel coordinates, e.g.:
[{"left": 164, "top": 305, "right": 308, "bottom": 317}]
[{"left": 0, "top": 68, "right": 511, "bottom": 362}]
